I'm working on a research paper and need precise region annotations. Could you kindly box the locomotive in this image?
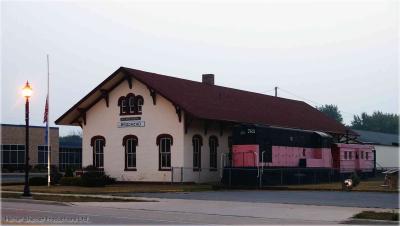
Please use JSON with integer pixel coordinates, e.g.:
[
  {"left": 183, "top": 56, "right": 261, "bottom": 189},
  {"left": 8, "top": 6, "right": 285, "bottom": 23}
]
[{"left": 222, "top": 124, "right": 376, "bottom": 186}]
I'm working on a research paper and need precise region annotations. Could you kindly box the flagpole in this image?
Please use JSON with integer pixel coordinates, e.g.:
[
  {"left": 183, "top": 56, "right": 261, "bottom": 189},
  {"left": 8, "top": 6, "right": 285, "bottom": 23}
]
[{"left": 47, "top": 54, "right": 51, "bottom": 187}]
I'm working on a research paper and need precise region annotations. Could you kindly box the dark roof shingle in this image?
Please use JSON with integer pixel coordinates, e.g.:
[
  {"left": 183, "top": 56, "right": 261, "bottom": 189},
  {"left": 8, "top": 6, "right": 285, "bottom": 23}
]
[{"left": 56, "top": 67, "right": 350, "bottom": 135}]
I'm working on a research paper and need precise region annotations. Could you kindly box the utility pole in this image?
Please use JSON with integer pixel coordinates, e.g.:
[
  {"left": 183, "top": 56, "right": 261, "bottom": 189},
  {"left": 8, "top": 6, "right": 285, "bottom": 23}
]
[{"left": 275, "top": 86, "right": 278, "bottom": 97}]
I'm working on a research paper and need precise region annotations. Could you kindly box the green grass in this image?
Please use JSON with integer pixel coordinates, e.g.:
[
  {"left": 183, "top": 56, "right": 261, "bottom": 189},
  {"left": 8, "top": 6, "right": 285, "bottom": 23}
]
[
  {"left": 279, "top": 180, "right": 398, "bottom": 193},
  {"left": 1, "top": 192, "right": 143, "bottom": 202},
  {"left": 353, "top": 211, "right": 399, "bottom": 221}
]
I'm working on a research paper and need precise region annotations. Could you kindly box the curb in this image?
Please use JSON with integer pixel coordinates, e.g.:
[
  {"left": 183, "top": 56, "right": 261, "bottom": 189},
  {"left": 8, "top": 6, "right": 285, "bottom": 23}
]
[
  {"left": 1, "top": 191, "right": 158, "bottom": 202},
  {"left": 2, "top": 197, "right": 69, "bottom": 206}
]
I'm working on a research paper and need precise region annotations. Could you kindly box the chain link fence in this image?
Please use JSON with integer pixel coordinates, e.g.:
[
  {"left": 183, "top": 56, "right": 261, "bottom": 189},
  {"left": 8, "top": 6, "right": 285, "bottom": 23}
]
[
  {"left": 171, "top": 166, "right": 389, "bottom": 188},
  {"left": 221, "top": 167, "right": 383, "bottom": 187}
]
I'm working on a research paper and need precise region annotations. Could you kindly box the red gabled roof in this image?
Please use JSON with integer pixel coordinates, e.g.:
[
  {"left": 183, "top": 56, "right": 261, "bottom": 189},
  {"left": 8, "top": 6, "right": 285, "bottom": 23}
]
[{"left": 56, "top": 67, "right": 351, "bottom": 135}]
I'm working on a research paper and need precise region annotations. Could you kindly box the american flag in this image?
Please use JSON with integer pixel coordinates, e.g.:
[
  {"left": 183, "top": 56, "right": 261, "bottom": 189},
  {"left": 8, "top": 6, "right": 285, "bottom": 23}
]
[
  {"left": 43, "top": 96, "right": 49, "bottom": 144},
  {"left": 43, "top": 96, "right": 49, "bottom": 123}
]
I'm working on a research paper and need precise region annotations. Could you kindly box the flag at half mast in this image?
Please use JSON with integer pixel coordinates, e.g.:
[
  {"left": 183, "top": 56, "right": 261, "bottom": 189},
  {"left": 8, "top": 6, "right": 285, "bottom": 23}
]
[{"left": 43, "top": 54, "right": 51, "bottom": 186}]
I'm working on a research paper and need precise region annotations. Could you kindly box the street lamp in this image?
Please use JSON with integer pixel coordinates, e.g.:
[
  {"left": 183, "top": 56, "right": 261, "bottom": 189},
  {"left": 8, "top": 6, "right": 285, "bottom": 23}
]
[{"left": 22, "top": 81, "right": 32, "bottom": 197}]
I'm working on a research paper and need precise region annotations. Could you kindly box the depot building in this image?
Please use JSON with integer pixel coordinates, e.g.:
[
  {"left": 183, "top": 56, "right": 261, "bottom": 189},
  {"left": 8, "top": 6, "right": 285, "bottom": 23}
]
[{"left": 55, "top": 67, "right": 350, "bottom": 183}]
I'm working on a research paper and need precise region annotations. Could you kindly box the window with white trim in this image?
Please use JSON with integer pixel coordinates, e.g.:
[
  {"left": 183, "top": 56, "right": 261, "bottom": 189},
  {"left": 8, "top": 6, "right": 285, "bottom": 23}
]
[
  {"left": 129, "top": 96, "right": 135, "bottom": 113},
  {"left": 192, "top": 135, "right": 202, "bottom": 171},
  {"left": 209, "top": 136, "right": 218, "bottom": 170},
  {"left": 157, "top": 134, "right": 173, "bottom": 170},
  {"left": 123, "top": 135, "right": 138, "bottom": 170},
  {"left": 91, "top": 136, "right": 105, "bottom": 168}
]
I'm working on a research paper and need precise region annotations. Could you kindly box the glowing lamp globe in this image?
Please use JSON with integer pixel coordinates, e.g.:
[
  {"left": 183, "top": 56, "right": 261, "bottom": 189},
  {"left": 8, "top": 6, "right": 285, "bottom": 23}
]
[{"left": 22, "top": 81, "right": 32, "bottom": 98}]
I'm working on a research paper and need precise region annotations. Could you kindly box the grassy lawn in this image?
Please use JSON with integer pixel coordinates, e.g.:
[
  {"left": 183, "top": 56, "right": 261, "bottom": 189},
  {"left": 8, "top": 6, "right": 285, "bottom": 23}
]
[
  {"left": 1, "top": 183, "right": 214, "bottom": 195},
  {"left": 1, "top": 192, "right": 143, "bottom": 202},
  {"left": 278, "top": 180, "right": 398, "bottom": 192},
  {"left": 353, "top": 211, "right": 399, "bottom": 221}
]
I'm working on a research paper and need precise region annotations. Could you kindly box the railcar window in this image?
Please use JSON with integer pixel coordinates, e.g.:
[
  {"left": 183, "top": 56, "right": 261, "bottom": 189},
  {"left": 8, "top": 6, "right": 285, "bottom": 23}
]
[
  {"left": 366, "top": 152, "right": 369, "bottom": 160},
  {"left": 349, "top": 152, "right": 352, "bottom": 159},
  {"left": 344, "top": 151, "right": 347, "bottom": 160},
  {"left": 361, "top": 151, "right": 364, "bottom": 159}
]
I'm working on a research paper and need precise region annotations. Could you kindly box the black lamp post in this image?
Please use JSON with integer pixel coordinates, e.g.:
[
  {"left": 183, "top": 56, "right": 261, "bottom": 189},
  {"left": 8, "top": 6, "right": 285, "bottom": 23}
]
[{"left": 22, "top": 81, "right": 32, "bottom": 197}]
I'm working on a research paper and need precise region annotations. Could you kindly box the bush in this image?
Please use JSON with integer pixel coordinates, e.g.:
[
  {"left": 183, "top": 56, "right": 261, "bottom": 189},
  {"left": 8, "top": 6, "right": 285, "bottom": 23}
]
[
  {"left": 104, "top": 175, "right": 116, "bottom": 185},
  {"left": 79, "top": 165, "right": 116, "bottom": 187},
  {"left": 50, "top": 165, "right": 62, "bottom": 185},
  {"left": 33, "top": 164, "right": 47, "bottom": 172},
  {"left": 64, "top": 167, "right": 74, "bottom": 177},
  {"left": 2, "top": 165, "right": 16, "bottom": 173},
  {"left": 59, "top": 177, "right": 81, "bottom": 186},
  {"left": 29, "top": 177, "right": 47, "bottom": 186}
]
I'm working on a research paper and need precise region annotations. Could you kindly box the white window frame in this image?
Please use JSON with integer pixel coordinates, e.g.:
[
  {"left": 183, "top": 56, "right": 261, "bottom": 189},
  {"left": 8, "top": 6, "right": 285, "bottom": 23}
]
[
  {"left": 193, "top": 137, "right": 201, "bottom": 170},
  {"left": 209, "top": 138, "right": 218, "bottom": 170},
  {"left": 129, "top": 96, "right": 135, "bottom": 113},
  {"left": 159, "top": 137, "right": 171, "bottom": 170},
  {"left": 94, "top": 139, "right": 104, "bottom": 168},
  {"left": 121, "top": 99, "right": 127, "bottom": 114},
  {"left": 125, "top": 138, "right": 136, "bottom": 169}
]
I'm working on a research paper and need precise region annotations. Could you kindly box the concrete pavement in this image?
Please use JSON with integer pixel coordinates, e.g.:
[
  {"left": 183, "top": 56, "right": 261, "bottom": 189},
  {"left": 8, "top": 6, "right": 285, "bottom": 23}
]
[{"left": 2, "top": 198, "right": 372, "bottom": 225}]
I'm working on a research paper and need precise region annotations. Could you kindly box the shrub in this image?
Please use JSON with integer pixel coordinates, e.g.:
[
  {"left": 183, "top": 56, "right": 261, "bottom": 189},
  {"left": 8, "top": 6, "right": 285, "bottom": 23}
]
[
  {"left": 64, "top": 167, "right": 74, "bottom": 177},
  {"left": 3, "top": 165, "right": 16, "bottom": 173},
  {"left": 50, "top": 165, "right": 62, "bottom": 185},
  {"left": 59, "top": 177, "right": 81, "bottom": 186},
  {"left": 33, "top": 164, "right": 47, "bottom": 172},
  {"left": 79, "top": 165, "right": 116, "bottom": 187},
  {"left": 104, "top": 175, "right": 116, "bottom": 185},
  {"left": 29, "top": 177, "right": 47, "bottom": 186}
]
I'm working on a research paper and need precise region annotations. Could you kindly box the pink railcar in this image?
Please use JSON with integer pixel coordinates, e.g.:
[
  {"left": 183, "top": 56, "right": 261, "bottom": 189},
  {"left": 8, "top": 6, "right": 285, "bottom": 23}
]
[{"left": 332, "top": 143, "right": 375, "bottom": 173}]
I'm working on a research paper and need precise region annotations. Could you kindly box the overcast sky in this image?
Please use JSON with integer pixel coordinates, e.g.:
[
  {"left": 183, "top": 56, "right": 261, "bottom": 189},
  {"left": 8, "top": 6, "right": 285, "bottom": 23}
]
[{"left": 1, "top": 0, "right": 398, "bottom": 136}]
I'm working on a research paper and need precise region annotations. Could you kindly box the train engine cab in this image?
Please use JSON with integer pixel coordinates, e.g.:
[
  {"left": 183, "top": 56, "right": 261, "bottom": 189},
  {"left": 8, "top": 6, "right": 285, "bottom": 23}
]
[{"left": 232, "top": 125, "right": 333, "bottom": 169}]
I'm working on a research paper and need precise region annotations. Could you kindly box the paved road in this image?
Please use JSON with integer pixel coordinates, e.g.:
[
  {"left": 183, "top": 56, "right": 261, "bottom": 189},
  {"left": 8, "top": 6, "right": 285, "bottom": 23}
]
[
  {"left": 127, "top": 190, "right": 399, "bottom": 209},
  {"left": 2, "top": 198, "right": 371, "bottom": 225}
]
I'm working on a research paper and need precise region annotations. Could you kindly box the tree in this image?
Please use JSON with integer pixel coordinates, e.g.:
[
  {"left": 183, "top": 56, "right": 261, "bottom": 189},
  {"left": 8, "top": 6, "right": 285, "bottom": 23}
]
[
  {"left": 59, "top": 134, "right": 82, "bottom": 144},
  {"left": 351, "top": 111, "right": 399, "bottom": 134},
  {"left": 316, "top": 104, "right": 343, "bottom": 124}
]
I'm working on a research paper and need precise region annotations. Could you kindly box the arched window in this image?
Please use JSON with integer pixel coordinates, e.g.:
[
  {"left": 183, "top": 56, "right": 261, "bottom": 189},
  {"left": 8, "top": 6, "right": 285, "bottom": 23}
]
[
  {"left": 118, "top": 93, "right": 143, "bottom": 115},
  {"left": 90, "top": 136, "right": 105, "bottom": 169},
  {"left": 118, "top": 97, "right": 128, "bottom": 115},
  {"left": 157, "top": 134, "right": 173, "bottom": 170},
  {"left": 123, "top": 135, "right": 138, "bottom": 170},
  {"left": 192, "top": 135, "right": 202, "bottom": 171},
  {"left": 127, "top": 93, "right": 135, "bottom": 114},
  {"left": 209, "top": 136, "right": 218, "bottom": 170},
  {"left": 136, "top": 96, "right": 144, "bottom": 114}
]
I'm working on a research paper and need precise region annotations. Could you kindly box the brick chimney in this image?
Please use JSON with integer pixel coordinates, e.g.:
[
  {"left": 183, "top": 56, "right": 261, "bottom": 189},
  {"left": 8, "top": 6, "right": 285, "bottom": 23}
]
[{"left": 202, "top": 74, "right": 214, "bottom": 85}]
